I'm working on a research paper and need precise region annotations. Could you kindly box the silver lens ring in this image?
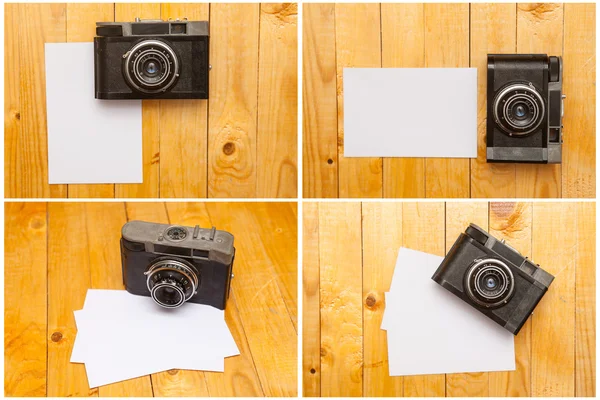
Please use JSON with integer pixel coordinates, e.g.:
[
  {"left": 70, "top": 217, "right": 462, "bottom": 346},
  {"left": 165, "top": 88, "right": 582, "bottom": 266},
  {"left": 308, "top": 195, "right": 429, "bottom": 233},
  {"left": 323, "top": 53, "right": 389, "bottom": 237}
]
[
  {"left": 123, "top": 40, "right": 180, "bottom": 94},
  {"left": 132, "top": 49, "right": 172, "bottom": 87},
  {"left": 145, "top": 259, "right": 199, "bottom": 308},
  {"left": 150, "top": 281, "right": 185, "bottom": 308},
  {"left": 493, "top": 83, "right": 545, "bottom": 136},
  {"left": 464, "top": 258, "right": 515, "bottom": 308}
]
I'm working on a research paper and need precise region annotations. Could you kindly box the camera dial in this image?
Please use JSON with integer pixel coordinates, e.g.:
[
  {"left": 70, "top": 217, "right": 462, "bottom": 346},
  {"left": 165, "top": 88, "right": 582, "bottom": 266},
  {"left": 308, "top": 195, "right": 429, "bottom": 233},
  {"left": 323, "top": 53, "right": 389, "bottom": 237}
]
[
  {"left": 123, "top": 39, "right": 180, "bottom": 94},
  {"left": 164, "top": 226, "right": 187, "bottom": 241},
  {"left": 145, "top": 258, "right": 199, "bottom": 308},
  {"left": 493, "top": 83, "right": 545, "bottom": 136},
  {"left": 464, "top": 258, "right": 514, "bottom": 308}
]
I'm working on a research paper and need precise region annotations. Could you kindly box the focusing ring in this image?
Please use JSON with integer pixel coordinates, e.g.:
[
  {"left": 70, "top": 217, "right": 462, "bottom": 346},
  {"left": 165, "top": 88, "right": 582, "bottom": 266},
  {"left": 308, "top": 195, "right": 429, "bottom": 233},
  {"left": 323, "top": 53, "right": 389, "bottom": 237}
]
[
  {"left": 464, "top": 258, "right": 515, "bottom": 309},
  {"left": 123, "top": 40, "right": 180, "bottom": 94},
  {"left": 150, "top": 281, "right": 186, "bottom": 308},
  {"left": 493, "top": 83, "right": 545, "bottom": 136},
  {"left": 145, "top": 259, "right": 199, "bottom": 308}
]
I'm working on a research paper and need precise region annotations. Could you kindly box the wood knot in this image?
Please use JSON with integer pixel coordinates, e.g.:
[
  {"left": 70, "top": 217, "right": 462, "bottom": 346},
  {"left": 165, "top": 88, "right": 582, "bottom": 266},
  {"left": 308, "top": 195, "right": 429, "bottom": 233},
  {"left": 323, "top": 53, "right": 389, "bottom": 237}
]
[
  {"left": 222, "top": 142, "right": 235, "bottom": 155},
  {"left": 320, "top": 348, "right": 327, "bottom": 357},
  {"left": 30, "top": 217, "right": 44, "bottom": 229},
  {"left": 365, "top": 294, "right": 377, "bottom": 308},
  {"left": 310, "top": 368, "right": 316, "bottom": 374},
  {"left": 327, "top": 158, "right": 333, "bottom": 165},
  {"left": 14, "top": 112, "right": 20, "bottom": 120},
  {"left": 167, "top": 369, "right": 179, "bottom": 375},
  {"left": 51, "top": 332, "right": 63, "bottom": 342}
]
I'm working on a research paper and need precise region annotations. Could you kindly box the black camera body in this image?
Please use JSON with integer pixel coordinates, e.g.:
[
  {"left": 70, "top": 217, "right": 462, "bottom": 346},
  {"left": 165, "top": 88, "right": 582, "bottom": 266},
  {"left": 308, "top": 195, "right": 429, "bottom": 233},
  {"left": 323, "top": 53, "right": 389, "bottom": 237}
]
[
  {"left": 432, "top": 224, "right": 554, "bottom": 335},
  {"left": 487, "top": 54, "right": 563, "bottom": 164},
  {"left": 94, "top": 19, "right": 209, "bottom": 100},
  {"left": 121, "top": 221, "right": 234, "bottom": 310}
]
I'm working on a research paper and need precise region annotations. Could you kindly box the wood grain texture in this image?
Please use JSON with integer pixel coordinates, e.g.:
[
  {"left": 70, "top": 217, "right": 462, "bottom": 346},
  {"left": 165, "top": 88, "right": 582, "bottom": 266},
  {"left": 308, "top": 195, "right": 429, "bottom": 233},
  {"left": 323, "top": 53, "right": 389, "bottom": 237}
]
[
  {"left": 303, "top": 202, "right": 320, "bottom": 396},
  {"left": 5, "top": 3, "right": 297, "bottom": 199},
  {"left": 302, "top": 4, "right": 338, "bottom": 198},
  {"left": 47, "top": 203, "right": 95, "bottom": 397},
  {"left": 204, "top": 203, "right": 297, "bottom": 396},
  {"left": 488, "top": 202, "right": 533, "bottom": 397},
  {"left": 14, "top": 4, "right": 67, "bottom": 198},
  {"left": 516, "top": 4, "right": 563, "bottom": 198},
  {"left": 5, "top": 202, "right": 296, "bottom": 397},
  {"left": 335, "top": 4, "right": 383, "bottom": 198},
  {"left": 470, "top": 4, "right": 517, "bottom": 198},
  {"left": 531, "top": 202, "right": 576, "bottom": 396},
  {"left": 575, "top": 203, "right": 596, "bottom": 397},
  {"left": 4, "top": 4, "right": 21, "bottom": 199},
  {"left": 303, "top": 3, "right": 595, "bottom": 199},
  {"left": 563, "top": 4, "right": 596, "bottom": 198},
  {"left": 381, "top": 4, "right": 425, "bottom": 198},
  {"left": 5, "top": 203, "right": 48, "bottom": 396},
  {"left": 319, "top": 203, "right": 363, "bottom": 396},
  {"left": 257, "top": 3, "right": 298, "bottom": 198},
  {"left": 445, "top": 202, "right": 488, "bottom": 397},
  {"left": 305, "top": 201, "right": 595, "bottom": 397},
  {"left": 362, "top": 203, "right": 403, "bottom": 396},
  {"left": 208, "top": 4, "right": 259, "bottom": 198}
]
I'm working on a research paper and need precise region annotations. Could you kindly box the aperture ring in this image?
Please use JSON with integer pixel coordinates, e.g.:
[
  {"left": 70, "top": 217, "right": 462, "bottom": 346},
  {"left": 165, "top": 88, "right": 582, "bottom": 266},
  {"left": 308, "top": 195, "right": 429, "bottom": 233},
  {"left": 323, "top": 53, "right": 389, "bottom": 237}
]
[
  {"left": 145, "top": 259, "right": 199, "bottom": 303},
  {"left": 493, "top": 83, "right": 545, "bottom": 136},
  {"left": 123, "top": 39, "right": 180, "bottom": 94},
  {"left": 464, "top": 258, "right": 515, "bottom": 309}
]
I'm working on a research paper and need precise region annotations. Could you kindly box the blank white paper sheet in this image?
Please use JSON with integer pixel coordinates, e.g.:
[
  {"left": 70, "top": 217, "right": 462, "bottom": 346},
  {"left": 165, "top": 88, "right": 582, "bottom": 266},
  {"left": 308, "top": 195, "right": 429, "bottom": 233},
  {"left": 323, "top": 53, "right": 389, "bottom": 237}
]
[
  {"left": 45, "top": 43, "right": 142, "bottom": 184},
  {"left": 71, "top": 289, "right": 240, "bottom": 388},
  {"left": 343, "top": 68, "right": 477, "bottom": 158},
  {"left": 382, "top": 247, "right": 515, "bottom": 376}
]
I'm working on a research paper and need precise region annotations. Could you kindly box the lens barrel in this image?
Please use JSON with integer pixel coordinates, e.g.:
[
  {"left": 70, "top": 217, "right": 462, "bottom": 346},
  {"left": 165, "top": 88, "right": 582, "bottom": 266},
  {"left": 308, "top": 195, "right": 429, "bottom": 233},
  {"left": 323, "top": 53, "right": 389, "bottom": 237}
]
[
  {"left": 123, "top": 39, "right": 180, "bottom": 94},
  {"left": 492, "top": 83, "right": 545, "bottom": 136},
  {"left": 464, "top": 258, "right": 514, "bottom": 308},
  {"left": 145, "top": 258, "right": 199, "bottom": 309}
]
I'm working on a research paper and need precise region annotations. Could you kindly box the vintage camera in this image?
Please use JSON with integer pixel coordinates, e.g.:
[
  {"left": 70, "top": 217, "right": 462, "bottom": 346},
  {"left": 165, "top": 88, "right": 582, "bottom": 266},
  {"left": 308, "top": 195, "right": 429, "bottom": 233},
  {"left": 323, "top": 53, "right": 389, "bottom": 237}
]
[
  {"left": 432, "top": 224, "right": 554, "bottom": 335},
  {"left": 94, "top": 18, "right": 209, "bottom": 99},
  {"left": 487, "top": 54, "right": 564, "bottom": 163},
  {"left": 121, "top": 221, "right": 234, "bottom": 310}
]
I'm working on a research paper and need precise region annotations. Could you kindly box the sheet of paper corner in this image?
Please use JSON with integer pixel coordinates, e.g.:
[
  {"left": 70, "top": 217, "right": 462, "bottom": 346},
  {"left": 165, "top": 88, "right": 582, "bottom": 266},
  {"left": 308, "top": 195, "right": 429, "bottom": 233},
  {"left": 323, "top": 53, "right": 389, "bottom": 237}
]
[
  {"left": 381, "top": 247, "right": 515, "bottom": 376},
  {"left": 45, "top": 42, "right": 143, "bottom": 184},
  {"left": 71, "top": 289, "right": 239, "bottom": 387},
  {"left": 343, "top": 67, "right": 477, "bottom": 158}
]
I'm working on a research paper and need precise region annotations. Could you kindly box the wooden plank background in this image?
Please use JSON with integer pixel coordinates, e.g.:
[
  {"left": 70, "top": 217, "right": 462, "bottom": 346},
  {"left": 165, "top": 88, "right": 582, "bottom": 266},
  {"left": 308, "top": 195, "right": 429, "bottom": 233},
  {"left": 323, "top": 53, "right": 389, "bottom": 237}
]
[
  {"left": 4, "top": 3, "right": 297, "bottom": 199},
  {"left": 303, "top": 3, "right": 596, "bottom": 198},
  {"left": 5, "top": 202, "right": 298, "bottom": 397},
  {"left": 302, "top": 201, "right": 595, "bottom": 397}
]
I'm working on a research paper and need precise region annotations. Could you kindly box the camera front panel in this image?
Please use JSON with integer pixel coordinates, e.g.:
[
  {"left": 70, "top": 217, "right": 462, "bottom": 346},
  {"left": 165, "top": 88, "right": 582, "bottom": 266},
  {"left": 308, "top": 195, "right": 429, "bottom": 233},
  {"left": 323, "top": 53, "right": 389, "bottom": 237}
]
[
  {"left": 95, "top": 35, "right": 209, "bottom": 100},
  {"left": 433, "top": 233, "right": 542, "bottom": 334},
  {"left": 487, "top": 55, "right": 552, "bottom": 163},
  {"left": 121, "top": 238, "right": 231, "bottom": 309}
]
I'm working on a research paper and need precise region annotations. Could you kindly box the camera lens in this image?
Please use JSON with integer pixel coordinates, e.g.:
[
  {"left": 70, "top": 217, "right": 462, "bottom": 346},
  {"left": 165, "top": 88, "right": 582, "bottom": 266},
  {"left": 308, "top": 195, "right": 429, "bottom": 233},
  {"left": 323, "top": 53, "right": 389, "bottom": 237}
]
[
  {"left": 513, "top": 104, "right": 525, "bottom": 118},
  {"left": 492, "top": 83, "right": 545, "bottom": 136},
  {"left": 152, "top": 283, "right": 184, "bottom": 308},
  {"left": 123, "top": 40, "right": 180, "bottom": 94},
  {"left": 464, "top": 259, "right": 514, "bottom": 308},
  {"left": 145, "top": 258, "right": 200, "bottom": 309},
  {"left": 144, "top": 60, "right": 160, "bottom": 76},
  {"left": 485, "top": 276, "right": 498, "bottom": 289}
]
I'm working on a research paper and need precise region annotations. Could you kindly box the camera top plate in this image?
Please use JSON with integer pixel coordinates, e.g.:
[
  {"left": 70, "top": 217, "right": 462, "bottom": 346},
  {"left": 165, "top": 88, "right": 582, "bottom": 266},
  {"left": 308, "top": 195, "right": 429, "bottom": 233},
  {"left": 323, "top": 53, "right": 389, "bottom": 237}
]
[
  {"left": 96, "top": 19, "right": 209, "bottom": 37},
  {"left": 122, "top": 221, "right": 234, "bottom": 265}
]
